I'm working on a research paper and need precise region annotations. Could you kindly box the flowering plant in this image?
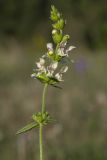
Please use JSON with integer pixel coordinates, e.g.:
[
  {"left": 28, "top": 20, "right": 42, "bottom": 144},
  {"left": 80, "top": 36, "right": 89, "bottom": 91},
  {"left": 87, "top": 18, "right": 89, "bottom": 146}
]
[{"left": 17, "top": 5, "right": 75, "bottom": 160}]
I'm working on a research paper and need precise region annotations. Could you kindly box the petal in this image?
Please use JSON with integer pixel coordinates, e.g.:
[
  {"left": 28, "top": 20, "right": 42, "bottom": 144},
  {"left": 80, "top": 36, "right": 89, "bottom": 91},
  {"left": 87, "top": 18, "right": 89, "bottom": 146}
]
[
  {"left": 51, "top": 61, "right": 58, "bottom": 70},
  {"left": 57, "top": 48, "right": 65, "bottom": 56},
  {"left": 31, "top": 73, "right": 36, "bottom": 78},
  {"left": 66, "top": 46, "right": 76, "bottom": 53},
  {"left": 55, "top": 73, "right": 63, "bottom": 81},
  {"left": 40, "top": 58, "right": 45, "bottom": 65},
  {"left": 36, "top": 62, "right": 41, "bottom": 68},
  {"left": 47, "top": 70, "right": 54, "bottom": 77},
  {"left": 47, "top": 43, "right": 53, "bottom": 51},
  {"left": 60, "top": 66, "right": 68, "bottom": 73}
]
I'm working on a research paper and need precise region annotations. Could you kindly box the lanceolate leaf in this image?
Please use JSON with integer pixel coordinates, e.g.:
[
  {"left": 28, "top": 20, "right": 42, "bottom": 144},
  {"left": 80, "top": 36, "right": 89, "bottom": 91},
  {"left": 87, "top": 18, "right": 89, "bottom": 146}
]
[
  {"left": 16, "top": 122, "right": 38, "bottom": 134},
  {"left": 48, "top": 118, "right": 57, "bottom": 123},
  {"left": 51, "top": 84, "right": 62, "bottom": 89}
]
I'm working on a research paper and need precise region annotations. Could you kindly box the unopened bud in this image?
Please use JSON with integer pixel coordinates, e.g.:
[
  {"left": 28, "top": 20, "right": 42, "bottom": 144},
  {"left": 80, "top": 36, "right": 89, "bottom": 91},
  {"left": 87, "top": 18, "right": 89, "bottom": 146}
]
[
  {"left": 50, "top": 5, "right": 60, "bottom": 21},
  {"left": 53, "top": 19, "right": 65, "bottom": 30},
  {"left": 52, "top": 29, "right": 57, "bottom": 35},
  {"left": 52, "top": 31, "right": 62, "bottom": 44}
]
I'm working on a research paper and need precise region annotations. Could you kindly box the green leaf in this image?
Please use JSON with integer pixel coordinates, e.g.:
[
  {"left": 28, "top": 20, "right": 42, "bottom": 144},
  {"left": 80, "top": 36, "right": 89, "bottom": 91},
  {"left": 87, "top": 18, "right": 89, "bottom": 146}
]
[
  {"left": 16, "top": 122, "right": 38, "bottom": 134},
  {"left": 52, "top": 84, "right": 62, "bottom": 89},
  {"left": 48, "top": 118, "right": 57, "bottom": 123}
]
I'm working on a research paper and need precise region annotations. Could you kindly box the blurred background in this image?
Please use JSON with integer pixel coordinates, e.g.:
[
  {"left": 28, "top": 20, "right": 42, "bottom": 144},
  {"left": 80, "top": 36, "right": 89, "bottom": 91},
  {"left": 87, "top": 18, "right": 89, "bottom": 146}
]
[{"left": 0, "top": 0, "right": 107, "bottom": 160}]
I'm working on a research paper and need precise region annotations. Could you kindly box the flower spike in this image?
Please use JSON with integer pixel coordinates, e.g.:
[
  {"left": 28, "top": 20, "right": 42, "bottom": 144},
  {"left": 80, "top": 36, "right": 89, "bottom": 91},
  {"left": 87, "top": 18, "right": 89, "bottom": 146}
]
[{"left": 31, "top": 5, "right": 76, "bottom": 87}]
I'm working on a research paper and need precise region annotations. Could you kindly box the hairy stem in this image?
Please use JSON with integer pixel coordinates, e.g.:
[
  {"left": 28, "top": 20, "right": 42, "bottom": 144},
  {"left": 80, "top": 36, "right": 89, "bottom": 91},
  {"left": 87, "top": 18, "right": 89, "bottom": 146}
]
[
  {"left": 39, "top": 83, "right": 48, "bottom": 160},
  {"left": 42, "top": 83, "right": 48, "bottom": 113}
]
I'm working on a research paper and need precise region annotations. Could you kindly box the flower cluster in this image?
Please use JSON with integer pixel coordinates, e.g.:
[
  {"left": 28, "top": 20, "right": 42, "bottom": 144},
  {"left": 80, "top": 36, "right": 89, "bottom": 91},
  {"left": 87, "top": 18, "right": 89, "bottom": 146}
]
[{"left": 31, "top": 5, "right": 76, "bottom": 87}]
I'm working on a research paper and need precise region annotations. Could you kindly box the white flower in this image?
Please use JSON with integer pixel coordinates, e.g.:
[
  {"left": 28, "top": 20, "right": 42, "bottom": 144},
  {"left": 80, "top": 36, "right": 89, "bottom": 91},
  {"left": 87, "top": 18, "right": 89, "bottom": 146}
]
[
  {"left": 55, "top": 73, "right": 63, "bottom": 81},
  {"left": 47, "top": 62, "right": 58, "bottom": 77},
  {"left": 36, "top": 62, "right": 41, "bottom": 68},
  {"left": 57, "top": 43, "right": 76, "bottom": 58},
  {"left": 57, "top": 45, "right": 75, "bottom": 58},
  {"left": 57, "top": 48, "right": 65, "bottom": 56},
  {"left": 36, "top": 58, "right": 45, "bottom": 68},
  {"left": 47, "top": 70, "right": 54, "bottom": 77},
  {"left": 47, "top": 43, "right": 53, "bottom": 51},
  {"left": 36, "top": 58, "right": 46, "bottom": 73},
  {"left": 35, "top": 58, "right": 45, "bottom": 70},
  {"left": 39, "top": 58, "right": 45, "bottom": 65},
  {"left": 36, "top": 63, "right": 46, "bottom": 72},
  {"left": 51, "top": 61, "right": 58, "bottom": 70},
  {"left": 55, "top": 66, "right": 68, "bottom": 82}
]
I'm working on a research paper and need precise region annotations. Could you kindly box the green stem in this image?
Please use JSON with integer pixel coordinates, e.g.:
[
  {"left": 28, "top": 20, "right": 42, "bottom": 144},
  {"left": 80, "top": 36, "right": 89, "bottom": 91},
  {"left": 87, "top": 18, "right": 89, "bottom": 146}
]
[
  {"left": 39, "top": 123, "right": 43, "bottom": 160},
  {"left": 42, "top": 83, "right": 48, "bottom": 113},
  {"left": 39, "top": 83, "right": 48, "bottom": 160}
]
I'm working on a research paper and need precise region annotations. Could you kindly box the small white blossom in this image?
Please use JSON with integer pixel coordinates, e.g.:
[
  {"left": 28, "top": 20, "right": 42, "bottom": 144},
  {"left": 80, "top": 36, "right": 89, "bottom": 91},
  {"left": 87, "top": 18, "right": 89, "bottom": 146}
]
[
  {"left": 36, "top": 58, "right": 45, "bottom": 68},
  {"left": 47, "top": 62, "right": 58, "bottom": 77},
  {"left": 36, "top": 62, "right": 41, "bottom": 69},
  {"left": 51, "top": 61, "right": 58, "bottom": 70},
  {"left": 54, "top": 66, "right": 68, "bottom": 81},
  {"left": 47, "top": 43, "right": 53, "bottom": 51},
  {"left": 40, "top": 58, "right": 45, "bottom": 65},
  {"left": 36, "top": 58, "right": 46, "bottom": 73},
  {"left": 57, "top": 48, "right": 65, "bottom": 56},
  {"left": 47, "top": 70, "right": 54, "bottom": 77},
  {"left": 36, "top": 62, "right": 46, "bottom": 72},
  {"left": 57, "top": 43, "right": 76, "bottom": 58},
  {"left": 55, "top": 73, "right": 63, "bottom": 81}
]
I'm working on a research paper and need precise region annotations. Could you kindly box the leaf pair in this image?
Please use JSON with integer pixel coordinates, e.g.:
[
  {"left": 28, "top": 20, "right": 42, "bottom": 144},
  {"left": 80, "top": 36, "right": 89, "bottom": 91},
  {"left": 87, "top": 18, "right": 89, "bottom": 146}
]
[{"left": 16, "top": 112, "right": 57, "bottom": 135}]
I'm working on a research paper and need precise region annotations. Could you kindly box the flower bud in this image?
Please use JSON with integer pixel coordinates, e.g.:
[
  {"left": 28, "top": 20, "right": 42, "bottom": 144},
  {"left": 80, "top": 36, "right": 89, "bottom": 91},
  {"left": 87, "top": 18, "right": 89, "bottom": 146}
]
[
  {"left": 50, "top": 5, "right": 60, "bottom": 21},
  {"left": 52, "top": 30, "right": 62, "bottom": 44},
  {"left": 62, "top": 35, "right": 70, "bottom": 42},
  {"left": 52, "top": 29, "right": 57, "bottom": 34},
  {"left": 47, "top": 51, "right": 54, "bottom": 56},
  {"left": 50, "top": 13, "right": 60, "bottom": 22},
  {"left": 53, "top": 19, "right": 65, "bottom": 30}
]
